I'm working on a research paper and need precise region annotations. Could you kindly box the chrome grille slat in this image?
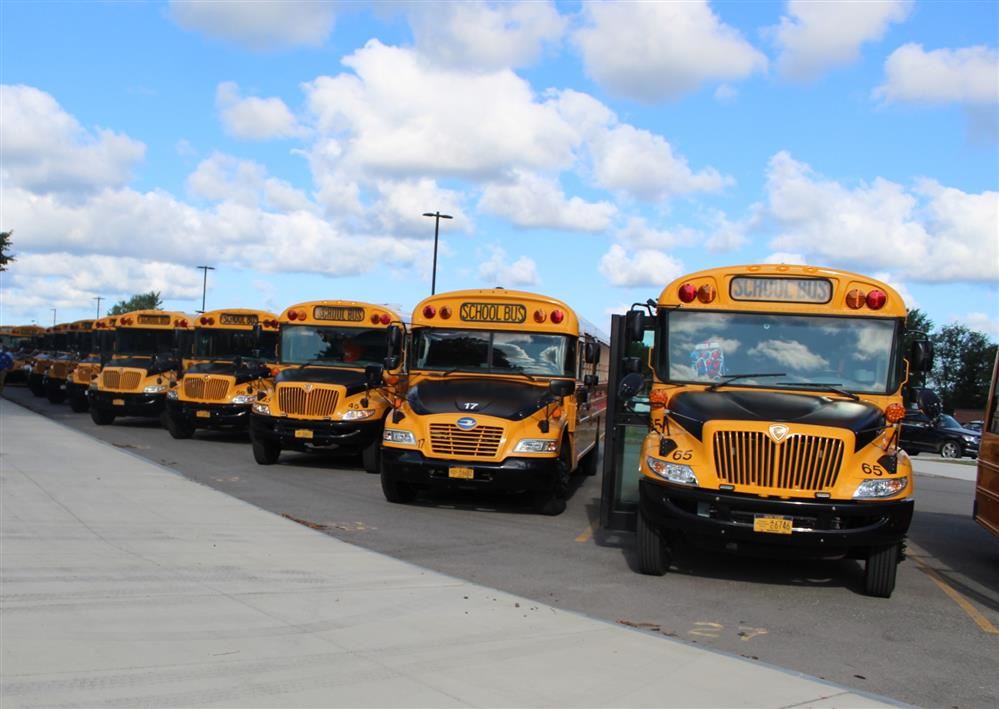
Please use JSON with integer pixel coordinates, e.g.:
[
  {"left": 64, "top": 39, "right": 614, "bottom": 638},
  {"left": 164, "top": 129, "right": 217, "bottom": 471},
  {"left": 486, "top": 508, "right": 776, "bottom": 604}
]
[
  {"left": 184, "top": 377, "right": 231, "bottom": 401},
  {"left": 714, "top": 431, "right": 844, "bottom": 492},
  {"left": 429, "top": 424, "right": 503, "bottom": 457},
  {"left": 277, "top": 385, "right": 338, "bottom": 417}
]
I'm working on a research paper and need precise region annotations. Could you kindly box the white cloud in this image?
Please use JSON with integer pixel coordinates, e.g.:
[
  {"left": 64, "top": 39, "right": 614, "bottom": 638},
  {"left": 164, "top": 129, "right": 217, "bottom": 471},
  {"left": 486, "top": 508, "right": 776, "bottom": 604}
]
[
  {"left": 774, "top": 0, "right": 912, "bottom": 80},
  {"left": 0, "top": 84, "right": 145, "bottom": 195},
  {"left": 598, "top": 244, "right": 684, "bottom": 288},
  {"left": 169, "top": 0, "right": 336, "bottom": 51},
  {"left": 714, "top": 84, "right": 738, "bottom": 102},
  {"left": 763, "top": 151, "right": 999, "bottom": 282},
  {"left": 478, "top": 246, "right": 540, "bottom": 287},
  {"left": 370, "top": 178, "right": 470, "bottom": 238},
  {"left": 478, "top": 171, "right": 616, "bottom": 232},
  {"left": 875, "top": 43, "right": 999, "bottom": 104},
  {"left": 216, "top": 82, "right": 303, "bottom": 140},
  {"left": 574, "top": 0, "right": 767, "bottom": 102},
  {"left": 763, "top": 251, "right": 807, "bottom": 265},
  {"left": 952, "top": 312, "right": 999, "bottom": 340},
  {"left": 187, "top": 153, "right": 267, "bottom": 206},
  {"left": 614, "top": 217, "right": 695, "bottom": 251},
  {"left": 406, "top": 1, "right": 565, "bottom": 71}
]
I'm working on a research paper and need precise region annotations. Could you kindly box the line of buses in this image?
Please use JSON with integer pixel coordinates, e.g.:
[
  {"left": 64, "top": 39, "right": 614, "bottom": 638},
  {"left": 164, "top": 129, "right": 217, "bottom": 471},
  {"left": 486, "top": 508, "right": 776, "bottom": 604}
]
[{"left": 4, "top": 264, "right": 996, "bottom": 598}]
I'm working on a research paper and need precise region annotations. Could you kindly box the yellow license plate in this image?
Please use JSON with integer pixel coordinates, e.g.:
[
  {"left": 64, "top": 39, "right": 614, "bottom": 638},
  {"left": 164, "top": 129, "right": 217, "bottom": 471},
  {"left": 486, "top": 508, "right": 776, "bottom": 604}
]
[
  {"left": 294, "top": 429, "right": 314, "bottom": 439},
  {"left": 196, "top": 410, "right": 210, "bottom": 418},
  {"left": 448, "top": 467, "right": 475, "bottom": 480},
  {"left": 112, "top": 399, "right": 125, "bottom": 406},
  {"left": 753, "top": 516, "right": 793, "bottom": 534}
]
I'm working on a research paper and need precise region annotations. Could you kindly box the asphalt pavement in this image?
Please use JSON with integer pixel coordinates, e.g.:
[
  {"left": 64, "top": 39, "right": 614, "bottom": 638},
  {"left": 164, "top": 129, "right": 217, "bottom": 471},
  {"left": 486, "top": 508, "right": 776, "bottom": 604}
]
[{"left": 0, "top": 397, "right": 897, "bottom": 708}]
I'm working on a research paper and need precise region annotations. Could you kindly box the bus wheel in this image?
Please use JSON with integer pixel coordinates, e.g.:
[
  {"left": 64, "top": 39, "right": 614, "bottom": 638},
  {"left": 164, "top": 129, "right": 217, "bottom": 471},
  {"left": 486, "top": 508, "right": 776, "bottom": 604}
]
[
  {"left": 637, "top": 508, "right": 670, "bottom": 576},
  {"left": 46, "top": 381, "right": 66, "bottom": 404},
  {"left": 380, "top": 465, "right": 416, "bottom": 503},
  {"left": 252, "top": 437, "right": 281, "bottom": 465},
  {"left": 361, "top": 439, "right": 381, "bottom": 474},
  {"left": 90, "top": 407, "right": 115, "bottom": 426},
  {"left": 864, "top": 543, "right": 899, "bottom": 598},
  {"left": 164, "top": 413, "right": 195, "bottom": 440},
  {"left": 69, "top": 393, "right": 89, "bottom": 413},
  {"left": 533, "top": 448, "right": 570, "bottom": 516}
]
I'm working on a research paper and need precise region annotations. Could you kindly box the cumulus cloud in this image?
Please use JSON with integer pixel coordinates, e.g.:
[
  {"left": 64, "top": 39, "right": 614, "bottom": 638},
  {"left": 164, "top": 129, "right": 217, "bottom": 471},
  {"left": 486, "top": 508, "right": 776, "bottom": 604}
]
[
  {"left": 598, "top": 244, "right": 684, "bottom": 288},
  {"left": 370, "top": 177, "right": 470, "bottom": 238},
  {"left": 478, "top": 246, "right": 540, "bottom": 287},
  {"left": 478, "top": 171, "right": 616, "bottom": 231},
  {"left": 216, "top": 82, "right": 303, "bottom": 140},
  {"left": 875, "top": 43, "right": 999, "bottom": 104},
  {"left": 1, "top": 84, "right": 145, "bottom": 195},
  {"left": 762, "top": 151, "right": 998, "bottom": 282},
  {"left": 574, "top": 0, "right": 766, "bottom": 102},
  {"left": 406, "top": 1, "right": 565, "bottom": 71},
  {"left": 953, "top": 312, "right": 999, "bottom": 340},
  {"left": 186, "top": 153, "right": 313, "bottom": 212},
  {"left": 774, "top": 0, "right": 912, "bottom": 80},
  {"left": 169, "top": 0, "right": 337, "bottom": 51}
]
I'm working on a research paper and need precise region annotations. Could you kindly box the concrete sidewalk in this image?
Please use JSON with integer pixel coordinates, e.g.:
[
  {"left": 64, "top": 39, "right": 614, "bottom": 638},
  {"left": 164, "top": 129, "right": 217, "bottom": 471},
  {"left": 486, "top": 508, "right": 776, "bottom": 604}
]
[
  {"left": 0, "top": 399, "right": 893, "bottom": 708},
  {"left": 910, "top": 455, "right": 979, "bottom": 482}
]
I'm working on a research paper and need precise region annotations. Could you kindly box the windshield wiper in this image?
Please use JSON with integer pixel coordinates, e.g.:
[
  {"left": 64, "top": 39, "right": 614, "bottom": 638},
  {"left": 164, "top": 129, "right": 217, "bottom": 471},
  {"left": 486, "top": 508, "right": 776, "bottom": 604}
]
[
  {"left": 706, "top": 373, "right": 786, "bottom": 392},
  {"left": 776, "top": 381, "right": 859, "bottom": 401}
]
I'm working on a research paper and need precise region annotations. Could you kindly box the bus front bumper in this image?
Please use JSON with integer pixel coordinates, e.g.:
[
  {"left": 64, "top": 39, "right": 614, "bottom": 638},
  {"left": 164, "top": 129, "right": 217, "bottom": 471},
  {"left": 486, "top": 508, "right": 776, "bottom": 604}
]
[
  {"left": 167, "top": 399, "right": 250, "bottom": 429},
  {"left": 639, "top": 478, "right": 913, "bottom": 556},
  {"left": 381, "top": 448, "right": 559, "bottom": 492},
  {"left": 250, "top": 414, "right": 381, "bottom": 452},
  {"left": 88, "top": 390, "right": 166, "bottom": 417}
]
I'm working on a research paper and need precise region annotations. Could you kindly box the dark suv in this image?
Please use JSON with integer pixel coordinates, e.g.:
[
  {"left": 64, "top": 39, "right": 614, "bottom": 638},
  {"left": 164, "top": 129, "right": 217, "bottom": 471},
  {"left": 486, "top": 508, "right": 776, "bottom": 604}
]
[{"left": 900, "top": 412, "right": 981, "bottom": 459}]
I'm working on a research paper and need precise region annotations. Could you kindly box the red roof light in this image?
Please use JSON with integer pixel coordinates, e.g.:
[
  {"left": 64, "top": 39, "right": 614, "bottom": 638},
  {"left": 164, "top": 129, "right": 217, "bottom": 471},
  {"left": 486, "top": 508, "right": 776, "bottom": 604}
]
[
  {"left": 550, "top": 309, "right": 565, "bottom": 324},
  {"left": 678, "top": 283, "right": 697, "bottom": 303},
  {"left": 423, "top": 305, "right": 436, "bottom": 319},
  {"left": 866, "top": 289, "right": 887, "bottom": 310}
]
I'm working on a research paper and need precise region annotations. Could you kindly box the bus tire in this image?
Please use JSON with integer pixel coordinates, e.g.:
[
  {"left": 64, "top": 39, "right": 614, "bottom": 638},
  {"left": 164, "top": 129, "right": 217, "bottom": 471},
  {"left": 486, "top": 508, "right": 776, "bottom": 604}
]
[
  {"left": 29, "top": 378, "right": 45, "bottom": 397},
  {"left": 164, "top": 412, "right": 195, "bottom": 440},
  {"left": 380, "top": 465, "right": 416, "bottom": 504},
  {"left": 637, "top": 509, "right": 670, "bottom": 576},
  {"left": 864, "top": 543, "right": 899, "bottom": 598},
  {"left": 252, "top": 437, "right": 281, "bottom": 465},
  {"left": 69, "top": 393, "right": 89, "bottom": 413},
  {"left": 533, "top": 445, "right": 570, "bottom": 516},
  {"left": 46, "top": 380, "right": 66, "bottom": 404},
  {"left": 90, "top": 407, "right": 115, "bottom": 426},
  {"left": 361, "top": 439, "right": 381, "bottom": 474}
]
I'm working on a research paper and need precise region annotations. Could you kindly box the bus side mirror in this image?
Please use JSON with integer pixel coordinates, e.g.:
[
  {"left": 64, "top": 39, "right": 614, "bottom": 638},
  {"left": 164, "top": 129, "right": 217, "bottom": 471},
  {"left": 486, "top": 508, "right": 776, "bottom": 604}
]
[
  {"left": 623, "top": 356, "right": 641, "bottom": 374},
  {"left": 549, "top": 379, "right": 575, "bottom": 398},
  {"left": 365, "top": 364, "right": 384, "bottom": 388},
  {"left": 383, "top": 355, "right": 401, "bottom": 371},
  {"left": 625, "top": 310, "right": 646, "bottom": 343},
  {"left": 253, "top": 323, "right": 262, "bottom": 345},
  {"left": 917, "top": 388, "right": 942, "bottom": 419},
  {"left": 910, "top": 340, "right": 934, "bottom": 372},
  {"left": 583, "top": 374, "right": 599, "bottom": 387},
  {"left": 584, "top": 340, "right": 600, "bottom": 364},
  {"left": 618, "top": 372, "right": 645, "bottom": 400},
  {"left": 386, "top": 324, "right": 403, "bottom": 354}
]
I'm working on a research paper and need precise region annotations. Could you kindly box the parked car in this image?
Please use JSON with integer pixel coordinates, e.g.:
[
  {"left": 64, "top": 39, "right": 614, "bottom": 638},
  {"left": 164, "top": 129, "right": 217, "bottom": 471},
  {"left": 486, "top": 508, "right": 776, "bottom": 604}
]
[
  {"left": 962, "top": 420, "right": 984, "bottom": 433},
  {"left": 900, "top": 412, "right": 981, "bottom": 459}
]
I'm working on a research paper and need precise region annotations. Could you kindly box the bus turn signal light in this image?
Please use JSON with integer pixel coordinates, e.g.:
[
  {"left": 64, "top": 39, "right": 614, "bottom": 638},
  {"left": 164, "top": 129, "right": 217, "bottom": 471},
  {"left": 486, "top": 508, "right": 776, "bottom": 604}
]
[
  {"left": 370, "top": 313, "right": 381, "bottom": 324},
  {"left": 846, "top": 289, "right": 866, "bottom": 309},
  {"left": 697, "top": 284, "right": 716, "bottom": 303},
  {"left": 885, "top": 403, "right": 906, "bottom": 423},
  {"left": 423, "top": 305, "right": 436, "bottom": 319},
  {"left": 438, "top": 307, "right": 452, "bottom": 320},
  {"left": 678, "top": 283, "right": 697, "bottom": 303},
  {"left": 866, "top": 289, "right": 887, "bottom": 310},
  {"left": 534, "top": 308, "right": 546, "bottom": 323},
  {"left": 649, "top": 389, "right": 670, "bottom": 409},
  {"left": 288, "top": 310, "right": 298, "bottom": 321},
  {"left": 550, "top": 309, "right": 565, "bottom": 324}
]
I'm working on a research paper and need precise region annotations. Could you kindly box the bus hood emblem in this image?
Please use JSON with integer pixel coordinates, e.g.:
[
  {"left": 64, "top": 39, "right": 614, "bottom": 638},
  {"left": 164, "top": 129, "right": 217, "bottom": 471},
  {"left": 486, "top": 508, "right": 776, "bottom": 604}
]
[
  {"left": 456, "top": 417, "right": 478, "bottom": 431},
  {"left": 768, "top": 424, "right": 789, "bottom": 443}
]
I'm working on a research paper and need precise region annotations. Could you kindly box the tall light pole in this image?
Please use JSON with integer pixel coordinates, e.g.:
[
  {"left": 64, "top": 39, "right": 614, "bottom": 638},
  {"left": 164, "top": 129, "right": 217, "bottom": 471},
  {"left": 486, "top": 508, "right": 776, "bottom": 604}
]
[
  {"left": 50, "top": 308, "right": 57, "bottom": 326},
  {"left": 94, "top": 296, "right": 103, "bottom": 319},
  {"left": 196, "top": 265, "right": 215, "bottom": 314},
  {"left": 422, "top": 211, "right": 453, "bottom": 295}
]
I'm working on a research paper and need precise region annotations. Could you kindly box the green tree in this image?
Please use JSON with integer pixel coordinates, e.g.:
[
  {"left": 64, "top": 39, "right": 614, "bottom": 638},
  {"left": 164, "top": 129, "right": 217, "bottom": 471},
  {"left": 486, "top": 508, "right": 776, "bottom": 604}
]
[
  {"left": 903, "top": 308, "right": 935, "bottom": 390},
  {"left": 0, "top": 230, "right": 14, "bottom": 271},
  {"left": 108, "top": 291, "right": 163, "bottom": 315},
  {"left": 931, "top": 324, "right": 998, "bottom": 411}
]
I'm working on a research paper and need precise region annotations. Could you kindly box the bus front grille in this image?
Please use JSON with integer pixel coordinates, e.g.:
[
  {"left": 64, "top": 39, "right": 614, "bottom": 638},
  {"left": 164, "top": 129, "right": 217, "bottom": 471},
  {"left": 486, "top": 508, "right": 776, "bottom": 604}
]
[
  {"left": 713, "top": 431, "right": 844, "bottom": 492},
  {"left": 184, "top": 377, "right": 231, "bottom": 401},
  {"left": 101, "top": 370, "right": 142, "bottom": 391},
  {"left": 50, "top": 362, "right": 72, "bottom": 379},
  {"left": 277, "top": 386, "right": 338, "bottom": 417},
  {"left": 429, "top": 424, "right": 504, "bottom": 457}
]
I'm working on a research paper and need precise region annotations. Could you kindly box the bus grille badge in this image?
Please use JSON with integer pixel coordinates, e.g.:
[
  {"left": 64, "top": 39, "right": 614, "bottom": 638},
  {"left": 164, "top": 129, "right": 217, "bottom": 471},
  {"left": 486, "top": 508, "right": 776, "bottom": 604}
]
[
  {"left": 768, "top": 424, "right": 789, "bottom": 443},
  {"left": 456, "top": 417, "right": 478, "bottom": 431}
]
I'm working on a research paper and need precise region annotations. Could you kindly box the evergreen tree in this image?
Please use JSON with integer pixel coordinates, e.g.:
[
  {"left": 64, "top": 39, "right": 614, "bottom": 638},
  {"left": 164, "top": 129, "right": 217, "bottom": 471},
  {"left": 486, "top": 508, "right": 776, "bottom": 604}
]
[{"left": 108, "top": 291, "right": 163, "bottom": 315}]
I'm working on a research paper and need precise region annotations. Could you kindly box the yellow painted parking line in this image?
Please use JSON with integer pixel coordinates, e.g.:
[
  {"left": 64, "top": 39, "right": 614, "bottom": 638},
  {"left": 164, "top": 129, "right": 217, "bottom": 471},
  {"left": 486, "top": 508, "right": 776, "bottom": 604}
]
[
  {"left": 575, "top": 524, "right": 594, "bottom": 543},
  {"left": 911, "top": 555, "right": 999, "bottom": 635}
]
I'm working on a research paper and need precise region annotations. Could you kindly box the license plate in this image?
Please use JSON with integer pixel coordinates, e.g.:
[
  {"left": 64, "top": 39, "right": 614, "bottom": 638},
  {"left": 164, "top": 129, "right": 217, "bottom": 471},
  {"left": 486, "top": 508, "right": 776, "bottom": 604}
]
[
  {"left": 196, "top": 410, "right": 210, "bottom": 419},
  {"left": 448, "top": 467, "right": 475, "bottom": 480},
  {"left": 112, "top": 399, "right": 125, "bottom": 406},
  {"left": 294, "top": 429, "right": 314, "bottom": 439},
  {"left": 753, "top": 515, "right": 793, "bottom": 534}
]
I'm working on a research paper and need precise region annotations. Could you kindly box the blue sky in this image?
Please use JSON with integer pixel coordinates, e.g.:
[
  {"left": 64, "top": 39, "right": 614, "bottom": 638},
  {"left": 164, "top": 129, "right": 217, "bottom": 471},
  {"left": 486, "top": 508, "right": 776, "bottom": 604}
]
[{"left": 1, "top": 0, "right": 996, "bottom": 339}]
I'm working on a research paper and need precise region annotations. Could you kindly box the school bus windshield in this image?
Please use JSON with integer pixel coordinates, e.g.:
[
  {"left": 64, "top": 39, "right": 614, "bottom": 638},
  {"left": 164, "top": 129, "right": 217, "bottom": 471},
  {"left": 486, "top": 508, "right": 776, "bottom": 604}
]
[
  {"left": 662, "top": 310, "right": 898, "bottom": 394},
  {"left": 412, "top": 329, "right": 576, "bottom": 377},
  {"left": 115, "top": 329, "right": 174, "bottom": 356},
  {"left": 195, "top": 330, "right": 278, "bottom": 360},
  {"left": 280, "top": 325, "right": 387, "bottom": 367}
]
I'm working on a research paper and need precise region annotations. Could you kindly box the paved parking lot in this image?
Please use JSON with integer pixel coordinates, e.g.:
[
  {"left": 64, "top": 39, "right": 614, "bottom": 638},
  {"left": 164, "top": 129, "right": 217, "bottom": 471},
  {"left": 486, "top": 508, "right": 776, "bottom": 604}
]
[{"left": 4, "top": 386, "right": 998, "bottom": 708}]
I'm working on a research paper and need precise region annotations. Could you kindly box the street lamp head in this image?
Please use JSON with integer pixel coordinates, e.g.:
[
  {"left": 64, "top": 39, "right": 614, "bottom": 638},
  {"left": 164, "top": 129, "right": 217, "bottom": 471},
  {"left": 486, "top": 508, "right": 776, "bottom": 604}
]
[{"left": 422, "top": 212, "right": 453, "bottom": 219}]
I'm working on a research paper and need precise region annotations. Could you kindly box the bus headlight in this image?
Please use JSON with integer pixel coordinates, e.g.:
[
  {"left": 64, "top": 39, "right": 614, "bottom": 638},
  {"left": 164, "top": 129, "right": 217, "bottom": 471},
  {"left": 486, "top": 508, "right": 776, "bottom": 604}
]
[
  {"left": 231, "top": 394, "right": 255, "bottom": 405},
  {"left": 514, "top": 439, "right": 558, "bottom": 453},
  {"left": 144, "top": 385, "right": 167, "bottom": 394},
  {"left": 853, "top": 477, "right": 908, "bottom": 498},
  {"left": 341, "top": 409, "right": 376, "bottom": 421},
  {"left": 252, "top": 402, "right": 270, "bottom": 416},
  {"left": 384, "top": 429, "right": 416, "bottom": 445},
  {"left": 167, "top": 390, "right": 179, "bottom": 400},
  {"left": 645, "top": 456, "right": 698, "bottom": 485}
]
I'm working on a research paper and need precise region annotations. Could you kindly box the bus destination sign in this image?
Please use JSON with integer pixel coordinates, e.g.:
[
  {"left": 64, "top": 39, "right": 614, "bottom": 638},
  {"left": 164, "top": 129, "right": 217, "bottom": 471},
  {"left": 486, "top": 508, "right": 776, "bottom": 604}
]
[
  {"left": 313, "top": 306, "right": 365, "bottom": 322},
  {"left": 459, "top": 302, "right": 527, "bottom": 324},
  {"left": 219, "top": 313, "right": 258, "bottom": 326},
  {"left": 730, "top": 277, "right": 832, "bottom": 304},
  {"left": 137, "top": 314, "right": 172, "bottom": 325}
]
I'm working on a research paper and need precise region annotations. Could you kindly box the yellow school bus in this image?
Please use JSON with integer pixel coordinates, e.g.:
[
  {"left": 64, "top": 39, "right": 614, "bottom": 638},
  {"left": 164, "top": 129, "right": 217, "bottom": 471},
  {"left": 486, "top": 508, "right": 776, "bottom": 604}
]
[
  {"left": 164, "top": 309, "right": 280, "bottom": 438},
  {"left": 975, "top": 352, "right": 999, "bottom": 539},
  {"left": 380, "top": 289, "right": 608, "bottom": 515},
  {"left": 28, "top": 323, "right": 72, "bottom": 397},
  {"left": 88, "top": 310, "right": 192, "bottom": 425},
  {"left": 614, "top": 265, "right": 932, "bottom": 597},
  {"left": 43, "top": 319, "right": 95, "bottom": 404},
  {"left": 66, "top": 316, "right": 115, "bottom": 412},
  {"left": 249, "top": 301, "right": 404, "bottom": 470},
  {"left": 3, "top": 325, "right": 44, "bottom": 385}
]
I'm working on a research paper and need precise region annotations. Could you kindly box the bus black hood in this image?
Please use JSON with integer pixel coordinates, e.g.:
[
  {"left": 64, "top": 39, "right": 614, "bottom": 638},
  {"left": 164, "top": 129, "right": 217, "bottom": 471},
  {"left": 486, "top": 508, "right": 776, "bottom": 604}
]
[
  {"left": 408, "top": 378, "right": 550, "bottom": 421},
  {"left": 669, "top": 390, "right": 885, "bottom": 451},
  {"left": 186, "top": 361, "right": 268, "bottom": 385},
  {"left": 275, "top": 367, "right": 368, "bottom": 397}
]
